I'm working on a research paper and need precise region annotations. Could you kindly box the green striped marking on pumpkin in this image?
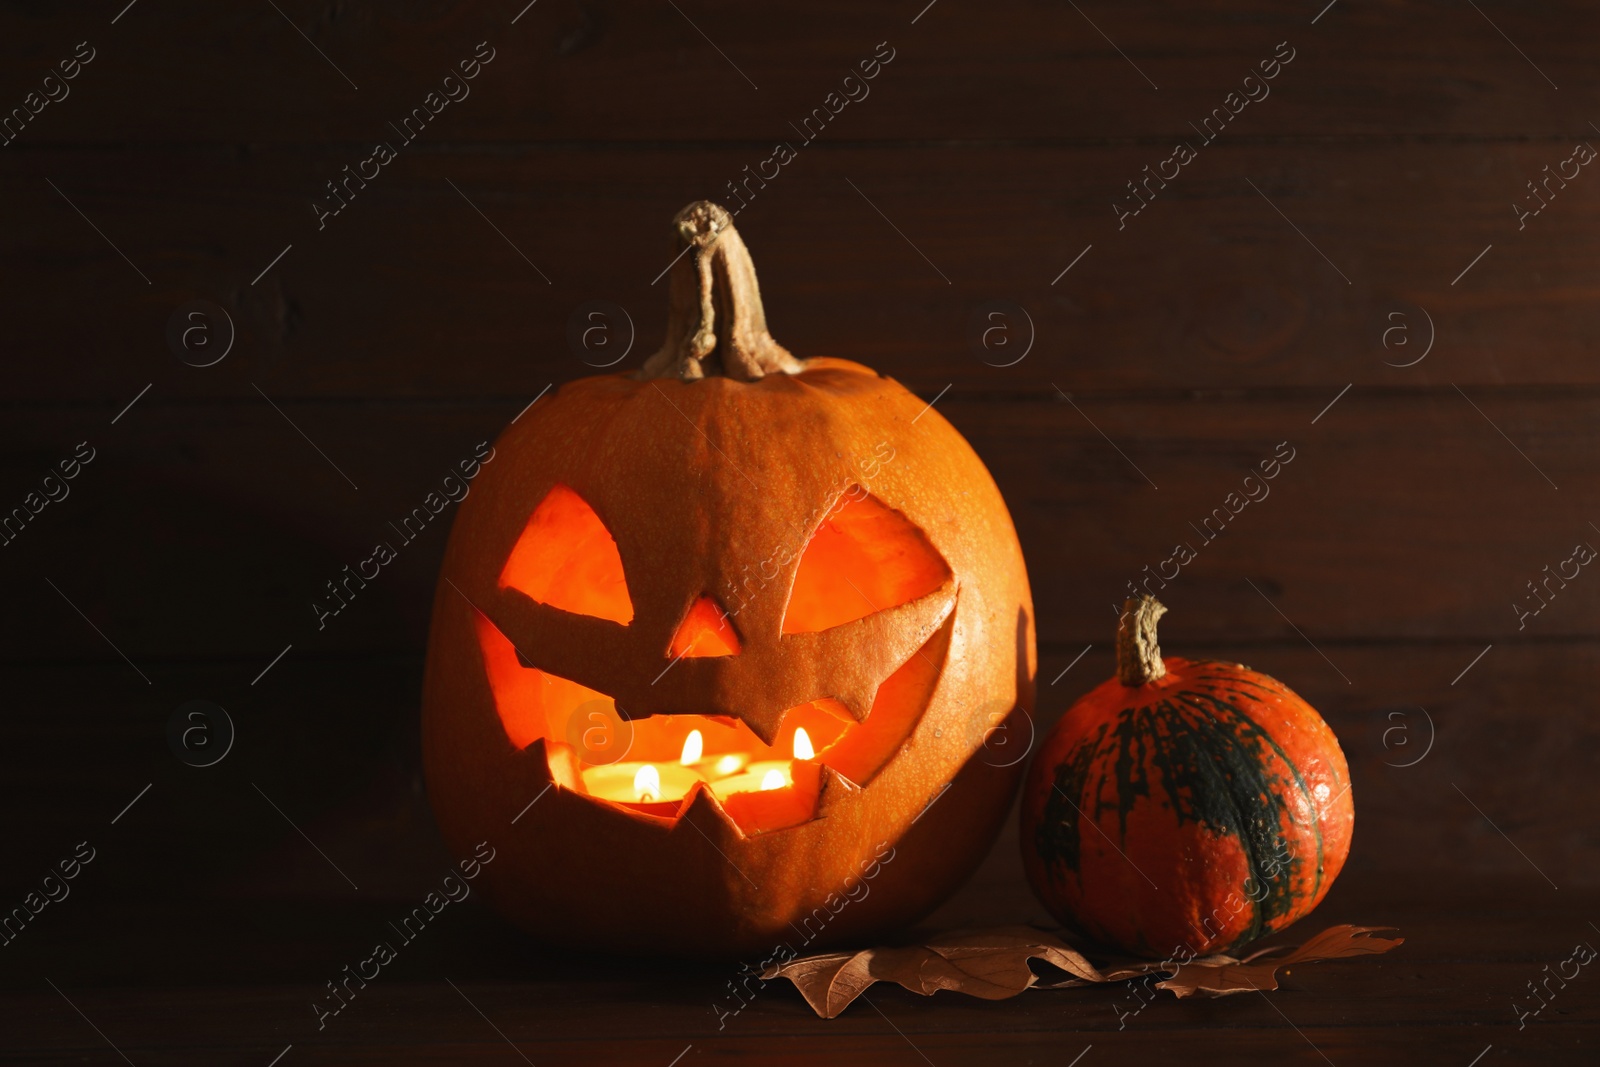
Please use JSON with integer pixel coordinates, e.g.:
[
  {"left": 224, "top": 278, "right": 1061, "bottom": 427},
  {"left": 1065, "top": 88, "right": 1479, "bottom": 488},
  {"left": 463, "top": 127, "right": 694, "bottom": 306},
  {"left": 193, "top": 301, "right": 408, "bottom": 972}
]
[{"left": 1035, "top": 666, "right": 1322, "bottom": 947}]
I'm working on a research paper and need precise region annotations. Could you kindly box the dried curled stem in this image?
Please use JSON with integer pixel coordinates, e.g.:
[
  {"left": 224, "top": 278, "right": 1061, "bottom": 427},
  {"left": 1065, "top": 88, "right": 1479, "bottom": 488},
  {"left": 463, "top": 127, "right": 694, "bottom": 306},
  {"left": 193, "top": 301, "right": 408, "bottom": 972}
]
[
  {"left": 636, "top": 201, "right": 804, "bottom": 382},
  {"left": 1116, "top": 595, "right": 1168, "bottom": 687}
]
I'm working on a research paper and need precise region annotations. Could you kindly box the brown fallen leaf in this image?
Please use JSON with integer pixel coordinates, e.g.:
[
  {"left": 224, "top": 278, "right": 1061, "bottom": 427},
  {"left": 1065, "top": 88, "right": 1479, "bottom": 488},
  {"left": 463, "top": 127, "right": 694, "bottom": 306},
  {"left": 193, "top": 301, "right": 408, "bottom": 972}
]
[
  {"left": 761, "top": 924, "right": 1402, "bottom": 1018},
  {"left": 758, "top": 927, "right": 1104, "bottom": 1019},
  {"left": 1156, "top": 924, "right": 1404, "bottom": 997}
]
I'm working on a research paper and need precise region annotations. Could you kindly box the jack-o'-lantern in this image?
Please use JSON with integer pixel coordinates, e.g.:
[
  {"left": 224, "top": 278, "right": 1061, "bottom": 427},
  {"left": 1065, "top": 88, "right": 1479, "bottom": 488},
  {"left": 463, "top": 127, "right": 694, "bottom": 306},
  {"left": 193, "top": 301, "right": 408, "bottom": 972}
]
[{"left": 422, "top": 202, "right": 1035, "bottom": 957}]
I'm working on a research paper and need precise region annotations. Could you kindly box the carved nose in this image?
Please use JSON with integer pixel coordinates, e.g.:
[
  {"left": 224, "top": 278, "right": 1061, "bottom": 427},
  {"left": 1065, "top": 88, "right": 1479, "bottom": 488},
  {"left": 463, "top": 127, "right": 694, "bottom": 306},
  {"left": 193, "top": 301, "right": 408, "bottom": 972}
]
[{"left": 668, "top": 595, "right": 742, "bottom": 659}]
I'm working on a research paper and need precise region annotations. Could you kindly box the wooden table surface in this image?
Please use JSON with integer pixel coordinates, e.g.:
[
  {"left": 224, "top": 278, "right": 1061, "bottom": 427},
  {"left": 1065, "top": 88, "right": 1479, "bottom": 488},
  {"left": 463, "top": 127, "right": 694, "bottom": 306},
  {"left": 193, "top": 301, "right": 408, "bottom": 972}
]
[
  {"left": 0, "top": 770, "right": 1593, "bottom": 1065},
  {"left": 3, "top": 1, "right": 1599, "bottom": 1063}
]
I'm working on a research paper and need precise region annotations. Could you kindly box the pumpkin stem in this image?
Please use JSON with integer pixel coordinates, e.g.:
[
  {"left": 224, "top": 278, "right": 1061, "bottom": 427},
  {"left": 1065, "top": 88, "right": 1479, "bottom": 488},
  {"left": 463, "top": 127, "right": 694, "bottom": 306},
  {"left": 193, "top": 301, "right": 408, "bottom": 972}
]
[
  {"left": 635, "top": 201, "right": 805, "bottom": 382},
  {"left": 1117, "top": 595, "right": 1168, "bottom": 686}
]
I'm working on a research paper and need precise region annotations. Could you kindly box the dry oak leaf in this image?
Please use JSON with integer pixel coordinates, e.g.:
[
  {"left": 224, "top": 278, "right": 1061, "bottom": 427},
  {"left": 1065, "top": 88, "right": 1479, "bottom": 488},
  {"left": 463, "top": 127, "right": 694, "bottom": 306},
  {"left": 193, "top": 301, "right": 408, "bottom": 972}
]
[
  {"left": 1156, "top": 924, "right": 1405, "bottom": 997},
  {"left": 758, "top": 927, "right": 1107, "bottom": 1017},
  {"left": 762, "top": 924, "right": 1402, "bottom": 1018},
  {"left": 761, "top": 926, "right": 1104, "bottom": 1019}
]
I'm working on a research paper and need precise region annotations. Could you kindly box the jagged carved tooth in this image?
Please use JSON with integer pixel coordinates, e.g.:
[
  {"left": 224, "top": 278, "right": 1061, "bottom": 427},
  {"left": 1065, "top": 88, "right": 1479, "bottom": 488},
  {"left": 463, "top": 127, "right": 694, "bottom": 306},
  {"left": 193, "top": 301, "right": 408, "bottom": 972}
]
[
  {"left": 834, "top": 687, "right": 875, "bottom": 724},
  {"left": 674, "top": 780, "right": 744, "bottom": 837},
  {"left": 810, "top": 697, "right": 858, "bottom": 725},
  {"left": 741, "top": 707, "right": 785, "bottom": 747},
  {"left": 815, "top": 763, "right": 863, "bottom": 817}
]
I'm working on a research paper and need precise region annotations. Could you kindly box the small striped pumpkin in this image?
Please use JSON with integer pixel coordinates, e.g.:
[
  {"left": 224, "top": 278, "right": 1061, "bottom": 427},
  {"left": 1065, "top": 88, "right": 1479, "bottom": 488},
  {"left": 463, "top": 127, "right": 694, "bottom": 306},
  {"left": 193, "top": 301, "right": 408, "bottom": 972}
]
[{"left": 1021, "top": 596, "right": 1353, "bottom": 958}]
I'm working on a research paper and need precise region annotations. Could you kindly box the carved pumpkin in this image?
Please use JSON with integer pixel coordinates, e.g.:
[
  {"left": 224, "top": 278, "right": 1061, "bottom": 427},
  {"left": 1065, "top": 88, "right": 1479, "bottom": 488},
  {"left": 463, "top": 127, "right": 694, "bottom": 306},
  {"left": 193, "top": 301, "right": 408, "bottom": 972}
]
[
  {"left": 422, "top": 202, "right": 1035, "bottom": 957},
  {"left": 1021, "top": 596, "right": 1353, "bottom": 958}
]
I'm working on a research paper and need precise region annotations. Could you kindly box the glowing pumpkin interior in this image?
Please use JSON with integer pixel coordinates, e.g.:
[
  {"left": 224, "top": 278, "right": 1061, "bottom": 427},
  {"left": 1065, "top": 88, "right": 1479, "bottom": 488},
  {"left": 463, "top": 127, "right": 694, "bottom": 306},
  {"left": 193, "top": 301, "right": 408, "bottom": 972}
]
[{"left": 477, "top": 484, "right": 953, "bottom": 835}]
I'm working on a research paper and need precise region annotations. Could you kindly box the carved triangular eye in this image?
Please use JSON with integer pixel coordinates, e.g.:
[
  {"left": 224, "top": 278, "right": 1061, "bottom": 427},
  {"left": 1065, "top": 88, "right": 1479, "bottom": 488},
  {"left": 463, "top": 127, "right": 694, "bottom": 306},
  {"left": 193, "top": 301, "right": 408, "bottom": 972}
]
[
  {"left": 668, "top": 595, "right": 742, "bottom": 658},
  {"left": 499, "top": 484, "right": 633, "bottom": 625},
  {"left": 781, "top": 489, "right": 951, "bottom": 634}
]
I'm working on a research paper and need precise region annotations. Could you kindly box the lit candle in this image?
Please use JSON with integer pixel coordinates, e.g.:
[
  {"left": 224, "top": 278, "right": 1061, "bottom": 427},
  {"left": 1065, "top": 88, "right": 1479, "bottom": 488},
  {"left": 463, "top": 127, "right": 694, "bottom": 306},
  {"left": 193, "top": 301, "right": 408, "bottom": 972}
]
[
  {"left": 707, "top": 728, "right": 812, "bottom": 799},
  {"left": 579, "top": 725, "right": 818, "bottom": 809},
  {"left": 716, "top": 750, "right": 823, "bottom": 833},
  {"left": 581, "top": 761, "right": 701, "bottom": 805},
  {"left": 679, "top": 730, "right": 750, "bottom": 780},
  {"left": 679, "top": 730, "right": 703, "bottom": 766},
  {"left": 707, "top": 763, "right": 785, "bottom": 798}
]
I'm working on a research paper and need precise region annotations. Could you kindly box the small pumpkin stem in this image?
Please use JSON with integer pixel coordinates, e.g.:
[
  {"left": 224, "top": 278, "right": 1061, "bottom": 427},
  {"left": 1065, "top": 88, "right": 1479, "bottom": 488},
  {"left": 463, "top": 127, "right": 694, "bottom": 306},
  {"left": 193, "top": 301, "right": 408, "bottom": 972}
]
[
  {"left": 635, "top": 201, "right": 805, "bottom": 382},
  {"left": 1117, "top": 595, "right": 1168, "bottom": 686}
]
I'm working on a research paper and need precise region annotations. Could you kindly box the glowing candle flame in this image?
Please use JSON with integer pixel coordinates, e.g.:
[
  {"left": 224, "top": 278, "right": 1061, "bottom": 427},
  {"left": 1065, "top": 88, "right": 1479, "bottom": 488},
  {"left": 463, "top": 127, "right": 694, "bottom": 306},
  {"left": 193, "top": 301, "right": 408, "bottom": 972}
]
[
  {"left": 792, "top": 727, "right": 814, "bottom": 760},
  {"left": 760, "top": 768, "right": 786, "bottom": 791},
  {"left": 680, "top": 729, "right": 703, "bottom": 765},
  {"left": 634, "top": 764, "right": 661, "bottom": 802},
  {"left": 714, "top": 754, "right": 743, "bottom": 775}
]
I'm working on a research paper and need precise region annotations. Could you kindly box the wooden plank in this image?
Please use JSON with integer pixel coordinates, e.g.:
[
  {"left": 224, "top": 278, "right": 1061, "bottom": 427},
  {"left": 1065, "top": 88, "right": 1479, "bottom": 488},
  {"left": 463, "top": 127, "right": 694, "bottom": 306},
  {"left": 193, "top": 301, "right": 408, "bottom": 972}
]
[
  {"left": 3, "top": 3, "right": 1594, "bottom": 1060},
  {"left": 0, "top": 1, "right": 1592, "bottom": 144},
  {"left": 2, "top": 872, "right": 1578, "bottom": 986},
  {"left": 0, "top": 638, "right": 1594, "bottom": 913},
  {"left": 1, "top": 392, "right": 1596, "bottom": 658},
  {"left": 2, "top": 966, "right": 1595, "bottom": 1064},
  {"left": 2, "top": 648, "right": 1589, "bottom": 1055},
  {"left": 4, "top": 138, "right": 1600, "bottom": 401}
]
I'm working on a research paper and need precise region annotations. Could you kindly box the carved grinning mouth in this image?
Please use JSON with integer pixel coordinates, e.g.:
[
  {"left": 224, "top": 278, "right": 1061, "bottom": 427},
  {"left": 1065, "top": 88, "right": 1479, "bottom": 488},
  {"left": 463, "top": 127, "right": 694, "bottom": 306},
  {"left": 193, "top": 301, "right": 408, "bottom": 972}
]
[
  {"left": 475, "top": 611, "right": 953, "bottom": 834},
  {"left": 475, "top": 480, "right": 957, "bottom": 834}
]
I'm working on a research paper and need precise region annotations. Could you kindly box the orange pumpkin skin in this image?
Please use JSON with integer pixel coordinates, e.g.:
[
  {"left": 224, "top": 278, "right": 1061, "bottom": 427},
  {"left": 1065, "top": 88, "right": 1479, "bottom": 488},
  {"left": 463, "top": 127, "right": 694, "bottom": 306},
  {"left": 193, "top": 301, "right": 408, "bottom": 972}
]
[
  {"left": 1021, "top": 619, "right": 1352, "bottom": 959},
  {"left": 421, "top": 207, "right": 1034, "bottom": 960}
]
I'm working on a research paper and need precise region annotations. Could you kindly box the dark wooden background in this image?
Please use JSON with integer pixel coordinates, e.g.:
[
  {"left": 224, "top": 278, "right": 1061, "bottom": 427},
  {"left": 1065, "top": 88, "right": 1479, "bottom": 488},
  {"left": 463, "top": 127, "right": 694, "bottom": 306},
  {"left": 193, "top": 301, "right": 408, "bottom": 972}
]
[{"left": 2, "top": 1, "right": 1597, "bottom": 1063}]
